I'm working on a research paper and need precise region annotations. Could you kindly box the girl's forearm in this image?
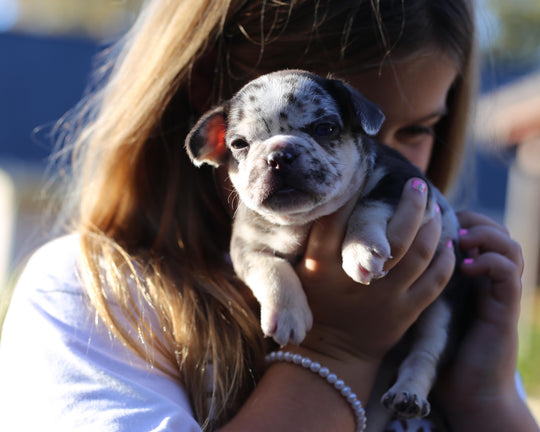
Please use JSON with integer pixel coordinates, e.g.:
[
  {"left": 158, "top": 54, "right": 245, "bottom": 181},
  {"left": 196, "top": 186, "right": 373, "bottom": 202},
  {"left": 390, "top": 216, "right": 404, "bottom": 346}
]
[{"left": 218, "top": 346, "right": 380, "bottom": 432}]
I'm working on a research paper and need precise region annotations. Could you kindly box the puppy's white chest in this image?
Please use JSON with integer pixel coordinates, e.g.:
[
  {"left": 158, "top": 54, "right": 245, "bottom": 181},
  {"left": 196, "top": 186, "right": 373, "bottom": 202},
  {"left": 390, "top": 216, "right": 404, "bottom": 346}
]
[{"left": 234, "top": 204, "right": 310, "bottom": 260}]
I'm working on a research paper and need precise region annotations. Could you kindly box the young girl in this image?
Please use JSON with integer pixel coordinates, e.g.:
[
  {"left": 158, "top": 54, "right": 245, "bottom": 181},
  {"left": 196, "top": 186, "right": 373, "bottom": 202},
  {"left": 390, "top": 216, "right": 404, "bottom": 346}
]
[{"left": 0, "top": 1, "right": 537, "bottom": 431}]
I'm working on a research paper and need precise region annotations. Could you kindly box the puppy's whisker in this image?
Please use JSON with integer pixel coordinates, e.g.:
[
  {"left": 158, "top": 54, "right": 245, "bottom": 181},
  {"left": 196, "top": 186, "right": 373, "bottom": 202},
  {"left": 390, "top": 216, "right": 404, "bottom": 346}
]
[{"left": 227, "top": 190, "right": 239, "bottom": 206}]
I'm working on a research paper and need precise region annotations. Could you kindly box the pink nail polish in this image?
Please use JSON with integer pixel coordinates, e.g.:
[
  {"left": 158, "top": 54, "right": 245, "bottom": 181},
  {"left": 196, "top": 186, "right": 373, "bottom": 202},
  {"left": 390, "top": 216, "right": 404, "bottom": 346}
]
[
  {"left": 463, "top": 258, "right": 474, "bottom": 265},
  {"left": 446, "top": 239, "right": 453, "bottom": 249},
  {"left": 459, "top": 228, "right": 468, "bottom": 236},
  {"left": 411, "top": 179, "right": 427, "bottom": 194},
  {"left": 435, "top": 203, "right": 441, "bottom": 213}
]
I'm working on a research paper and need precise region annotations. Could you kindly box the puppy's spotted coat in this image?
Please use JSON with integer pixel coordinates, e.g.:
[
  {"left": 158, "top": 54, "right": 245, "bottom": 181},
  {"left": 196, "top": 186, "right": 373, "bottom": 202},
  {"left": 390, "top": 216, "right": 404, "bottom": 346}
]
[{"left": 186, "top": 70, "right": 469, "bottom": 429}]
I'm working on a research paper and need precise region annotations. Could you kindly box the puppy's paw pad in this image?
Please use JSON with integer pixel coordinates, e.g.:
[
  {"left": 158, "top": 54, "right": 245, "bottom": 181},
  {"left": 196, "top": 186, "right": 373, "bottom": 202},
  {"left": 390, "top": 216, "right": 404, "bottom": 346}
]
[{"left": 381, "top": 391, "right": 431, "bottom": 419}]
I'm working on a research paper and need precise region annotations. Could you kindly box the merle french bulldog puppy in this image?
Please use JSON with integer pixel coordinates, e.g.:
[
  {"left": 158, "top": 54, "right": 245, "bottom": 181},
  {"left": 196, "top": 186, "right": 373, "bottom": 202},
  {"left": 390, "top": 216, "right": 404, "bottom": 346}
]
[{"left": 185, "top": 70, "right": 466, "bottom": 426}]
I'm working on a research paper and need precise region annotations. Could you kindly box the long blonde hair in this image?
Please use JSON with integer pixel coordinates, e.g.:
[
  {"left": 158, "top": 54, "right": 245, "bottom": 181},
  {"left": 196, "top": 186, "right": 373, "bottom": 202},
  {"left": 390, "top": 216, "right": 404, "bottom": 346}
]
[{"left": 54, "top": 0, "right": 476, "bottom": 428}]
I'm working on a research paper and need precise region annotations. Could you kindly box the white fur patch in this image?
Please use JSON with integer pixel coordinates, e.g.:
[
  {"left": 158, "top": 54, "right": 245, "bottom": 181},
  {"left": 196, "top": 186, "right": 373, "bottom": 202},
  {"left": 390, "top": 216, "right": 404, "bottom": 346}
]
[{"left": 342, "top": 202, "right": 394, "bottom": 284}]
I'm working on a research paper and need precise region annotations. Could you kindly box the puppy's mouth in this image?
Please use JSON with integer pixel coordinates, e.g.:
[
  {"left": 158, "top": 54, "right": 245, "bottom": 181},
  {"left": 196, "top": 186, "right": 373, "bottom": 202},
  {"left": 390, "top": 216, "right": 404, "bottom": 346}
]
[
  {"left": 272, "top": 186, "right": 297, "bottom": 197},
  {"left": 259, "top": 177, "right": 315, "bottom": 211}
]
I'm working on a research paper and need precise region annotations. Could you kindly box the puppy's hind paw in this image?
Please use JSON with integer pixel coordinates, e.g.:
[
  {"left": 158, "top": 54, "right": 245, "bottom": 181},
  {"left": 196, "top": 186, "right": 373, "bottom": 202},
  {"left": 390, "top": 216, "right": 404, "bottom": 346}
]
[{"left": 381, "top": 391, "right": 431, "bottom": 419}]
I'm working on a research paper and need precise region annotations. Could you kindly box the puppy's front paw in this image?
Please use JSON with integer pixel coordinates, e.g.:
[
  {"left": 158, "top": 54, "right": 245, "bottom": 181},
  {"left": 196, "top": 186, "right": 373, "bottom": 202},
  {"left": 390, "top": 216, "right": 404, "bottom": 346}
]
[
  {"left": 260, "top": 300, "right": 313, "bottom": 346},
  {"left": 342, "top": 240, "right": 391, "bottom": 284},
  {"left": 381, "top": 390, "right": 431, "bottom": 419}
]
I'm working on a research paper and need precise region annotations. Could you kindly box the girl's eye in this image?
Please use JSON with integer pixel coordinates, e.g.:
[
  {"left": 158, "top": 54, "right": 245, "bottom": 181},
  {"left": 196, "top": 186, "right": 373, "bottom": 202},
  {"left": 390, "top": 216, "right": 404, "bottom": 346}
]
[
  {"left": 397, "top": 125, "right": 434, "bottom": 138},
  {"left": 312, "top": 122, "right": 340, "bottom": 138},
  {"left": 230, "top": 138, "right": 249, "bottom": 150}
]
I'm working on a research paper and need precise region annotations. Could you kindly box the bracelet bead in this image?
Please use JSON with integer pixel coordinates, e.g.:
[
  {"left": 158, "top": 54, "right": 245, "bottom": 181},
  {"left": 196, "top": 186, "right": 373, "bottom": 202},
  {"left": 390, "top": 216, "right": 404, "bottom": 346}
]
[
  {"left": 265, "top": 350, "right": 367, "bottom": 432},
  {"left": 319, "top": 366, "right": 330, "bottom": 378}
]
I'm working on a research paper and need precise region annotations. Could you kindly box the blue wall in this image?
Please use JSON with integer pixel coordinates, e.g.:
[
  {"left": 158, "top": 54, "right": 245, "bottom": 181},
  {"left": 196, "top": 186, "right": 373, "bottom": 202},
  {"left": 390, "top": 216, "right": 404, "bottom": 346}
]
[{"left": 0, "top": 32, "right": 99, "bottom": 162}]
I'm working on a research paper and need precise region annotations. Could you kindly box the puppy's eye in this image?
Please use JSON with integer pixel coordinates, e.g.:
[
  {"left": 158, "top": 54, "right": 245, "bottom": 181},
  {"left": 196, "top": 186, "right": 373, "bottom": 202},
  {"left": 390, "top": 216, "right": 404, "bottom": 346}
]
[
  {"left": 313, "top": 122, "right": 339, "bottom": 138},
  {"left": 231, "top": 138, "right": 249, "bottom": 150}
]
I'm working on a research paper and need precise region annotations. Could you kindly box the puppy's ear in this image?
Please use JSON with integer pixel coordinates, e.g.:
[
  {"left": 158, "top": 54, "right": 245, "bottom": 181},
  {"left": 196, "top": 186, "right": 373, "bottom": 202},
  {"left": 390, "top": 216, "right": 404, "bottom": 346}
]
[
  {"left": 185, "top": 104, "right": 229, "bottom": 167},
  {"left": 325, "top": 79, "right": 385, "bottom": 136}
]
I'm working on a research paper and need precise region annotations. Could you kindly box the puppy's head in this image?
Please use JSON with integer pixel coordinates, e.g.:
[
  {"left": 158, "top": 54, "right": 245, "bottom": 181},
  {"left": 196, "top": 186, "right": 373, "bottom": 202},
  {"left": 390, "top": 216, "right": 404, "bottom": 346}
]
[{"left": 186, "top": 70, "right": 384, "bottom": 224}]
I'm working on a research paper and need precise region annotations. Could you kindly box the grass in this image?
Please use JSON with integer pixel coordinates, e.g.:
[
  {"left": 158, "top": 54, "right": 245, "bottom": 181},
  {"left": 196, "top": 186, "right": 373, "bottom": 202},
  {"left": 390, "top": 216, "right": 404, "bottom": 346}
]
[
  {"left": 520, "top": 328, "right": 540, "bottom": 395},
  {"left": 518, "top": 293, "right": 540, "bottom": 397}
]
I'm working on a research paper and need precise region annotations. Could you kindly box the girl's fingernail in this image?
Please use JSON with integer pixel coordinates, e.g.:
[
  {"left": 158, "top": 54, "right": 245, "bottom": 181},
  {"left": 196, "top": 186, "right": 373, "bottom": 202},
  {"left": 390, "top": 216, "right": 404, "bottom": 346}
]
[
  {"left": 446, "top": 239, "right": 453, "bottom": 249},
  {"left": 411, "top": 179, "right": 427, "bottom": 194},
  {"left": 435, "top": 203, "right": 441, "bottom": 213},
  {"left": 463, "top": 258, "right": 474, "bottom": 265},
  {"left": 459, "top": 228, "right": 468, "bottom": 236}
]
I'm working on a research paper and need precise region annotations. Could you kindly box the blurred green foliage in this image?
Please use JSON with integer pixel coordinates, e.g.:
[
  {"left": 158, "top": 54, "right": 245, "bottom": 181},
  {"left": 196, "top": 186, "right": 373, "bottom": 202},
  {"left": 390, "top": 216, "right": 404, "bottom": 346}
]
[
  {"left": 13, "top": 0, "right": 143, "bottom": 38},
  {"left": 485, "top": 0, "right": 540, "bottom": 64},
  {"left": 520, "top": 331, "right": 540, "bottom": 396},
  {"left": 519, "top": 295, "right": 540, "bottom": 396}
]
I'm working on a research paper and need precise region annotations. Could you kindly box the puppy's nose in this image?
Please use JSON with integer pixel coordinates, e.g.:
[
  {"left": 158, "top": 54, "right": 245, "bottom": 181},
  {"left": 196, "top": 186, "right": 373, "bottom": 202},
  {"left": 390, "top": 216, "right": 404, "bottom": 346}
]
[{"left": 267, "top": 150, "right": 296, "bottom": 170}]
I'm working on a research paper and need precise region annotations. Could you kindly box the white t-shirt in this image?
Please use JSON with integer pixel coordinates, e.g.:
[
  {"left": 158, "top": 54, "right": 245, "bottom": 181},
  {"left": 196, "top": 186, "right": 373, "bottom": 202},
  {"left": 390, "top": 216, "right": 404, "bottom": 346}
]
[{"left": 0, "top": 235, "right": 201, "bottom": 432}]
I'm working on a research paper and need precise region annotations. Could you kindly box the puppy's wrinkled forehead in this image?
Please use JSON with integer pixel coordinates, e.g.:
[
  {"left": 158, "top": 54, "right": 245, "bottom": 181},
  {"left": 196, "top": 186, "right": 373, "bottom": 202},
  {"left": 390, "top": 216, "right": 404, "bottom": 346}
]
[{"left": 228, "top": 71, "right": 341, "bottom": 134}]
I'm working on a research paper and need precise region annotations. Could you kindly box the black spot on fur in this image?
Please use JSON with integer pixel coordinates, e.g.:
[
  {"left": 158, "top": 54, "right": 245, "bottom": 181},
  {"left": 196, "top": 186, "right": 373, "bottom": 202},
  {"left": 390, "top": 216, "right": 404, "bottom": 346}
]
[
  {"left": 285, "top": 77, "right": 298, "bottom": 87},
  {"left": 314, "top": 108, "right": 326, "bottom": 118},
  {"left": 280, "top": 111, "right": 288, "bottom": 121},
  {"left": 286, "top": 93, "right": 296, "bottom": 104},
  {"left": 236, "top": 108, "right": 244, "bottom": 122},
  {"left": 308, "top": 168, "right": 327, "bottom": 183},
  {"left": 263, "top": 118, "right": 272, "bottom": 134}
]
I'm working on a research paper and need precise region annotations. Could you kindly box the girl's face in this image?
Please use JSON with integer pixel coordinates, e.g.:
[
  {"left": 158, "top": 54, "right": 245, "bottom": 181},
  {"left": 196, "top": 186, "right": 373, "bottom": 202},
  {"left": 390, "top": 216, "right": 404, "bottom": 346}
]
[{"left": 343, "top": 50, "right": 458, "bottom": 172}]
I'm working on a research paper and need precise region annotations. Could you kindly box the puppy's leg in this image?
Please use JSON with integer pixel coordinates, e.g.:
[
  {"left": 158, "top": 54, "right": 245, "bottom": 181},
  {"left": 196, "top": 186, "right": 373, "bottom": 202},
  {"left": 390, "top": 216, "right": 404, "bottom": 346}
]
[
  {"left": 381, "top": 298, "right": 451, "bottom": 418},
  {"left": 242, "top": 254, "right": 313, "bottom": 345},
  {"left": 342, "top": 201, "right": 393, "bottom": 284},
  {"left": 365, "top": 356, "right": 399, "bottom": 431}
]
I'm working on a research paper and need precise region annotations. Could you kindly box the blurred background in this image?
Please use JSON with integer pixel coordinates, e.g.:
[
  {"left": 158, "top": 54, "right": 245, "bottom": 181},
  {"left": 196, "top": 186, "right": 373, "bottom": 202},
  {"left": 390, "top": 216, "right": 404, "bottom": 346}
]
[{"left": 0, "top": 0, "right": 539, "bottom": 417}]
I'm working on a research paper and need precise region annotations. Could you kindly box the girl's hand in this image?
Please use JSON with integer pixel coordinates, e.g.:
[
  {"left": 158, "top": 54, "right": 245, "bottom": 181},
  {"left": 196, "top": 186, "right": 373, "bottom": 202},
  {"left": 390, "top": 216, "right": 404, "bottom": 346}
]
[
  {"left": 295, "top": 178, "right": 456, "bottom": 363},
  {"left": 435, "top": 211, "right": 538, "bottom": 431}
]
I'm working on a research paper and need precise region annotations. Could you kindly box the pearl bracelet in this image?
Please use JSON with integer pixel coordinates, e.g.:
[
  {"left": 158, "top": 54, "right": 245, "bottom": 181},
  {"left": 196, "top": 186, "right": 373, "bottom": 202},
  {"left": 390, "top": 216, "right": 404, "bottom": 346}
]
[{"left": 265, "top": 350, "right": 367, "bottom": 432}]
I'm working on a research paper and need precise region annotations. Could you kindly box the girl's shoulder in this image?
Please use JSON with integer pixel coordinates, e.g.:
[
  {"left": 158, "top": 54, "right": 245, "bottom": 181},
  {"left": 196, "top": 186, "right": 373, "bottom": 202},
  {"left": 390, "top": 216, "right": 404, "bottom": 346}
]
[
  {"left": 0, "top": 234, "right": 201, "bottom": 431},
  {"left": 15, "top": 233, "right": 83, "bottom": 294},
  {"left": 6, "top": 234, "right": 87, "bottom": 326}
]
